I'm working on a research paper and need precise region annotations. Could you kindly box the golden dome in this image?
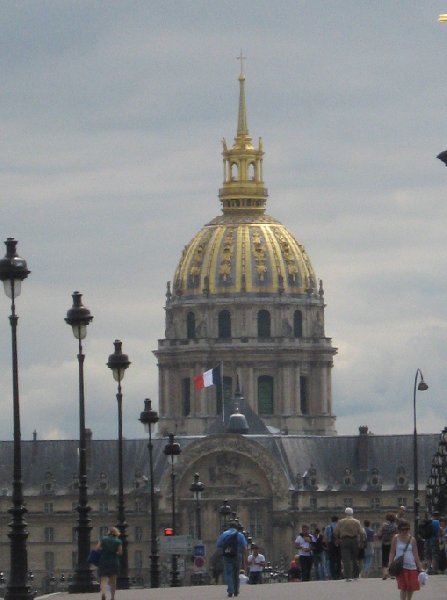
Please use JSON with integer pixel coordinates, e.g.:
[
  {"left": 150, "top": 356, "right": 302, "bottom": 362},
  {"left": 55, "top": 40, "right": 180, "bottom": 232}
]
[
  {"left": 172, "top": 67, "right": 318, "bottom": 299},
  {"left": 173, "top": 214, "right": 317, "bottom": 297}
]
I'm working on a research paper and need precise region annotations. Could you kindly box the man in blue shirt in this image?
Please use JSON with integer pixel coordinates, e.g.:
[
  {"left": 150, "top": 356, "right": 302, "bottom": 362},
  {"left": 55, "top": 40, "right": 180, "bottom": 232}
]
[{"left": 216, "top": 521, "right": 248, "bottom": 597}]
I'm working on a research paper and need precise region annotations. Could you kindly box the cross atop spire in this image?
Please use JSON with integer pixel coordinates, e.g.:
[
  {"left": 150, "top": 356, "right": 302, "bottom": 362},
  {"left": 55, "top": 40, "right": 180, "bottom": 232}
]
[{"left": 236, "top": 50, "right": 246, "bottom": 77}]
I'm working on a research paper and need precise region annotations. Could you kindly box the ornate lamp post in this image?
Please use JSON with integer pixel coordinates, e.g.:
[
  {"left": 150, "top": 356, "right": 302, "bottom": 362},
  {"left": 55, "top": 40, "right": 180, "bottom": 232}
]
[
  {"left": 164, "top": 433, "right": 181, "bottom": 587},
  {"left": 139, "top": 399, "right": 160, "bottom": 588},
  {"left": 189, "top": 473, "right": 205, "bottom": 541},
  {"left": 218, "top": 499, "right": 231, "bottom": 531},
  {"left": 0, "top": 238, "right": 33, "bottom": 600},
  {"left": 413, "top": 368, "right": 428, "bottom": 539},
  {"left": 65, "top": 291, "right": 97, "bottom": 593},
  {"left": 107, "top": 340, "right": 131, "bottom": 589}
]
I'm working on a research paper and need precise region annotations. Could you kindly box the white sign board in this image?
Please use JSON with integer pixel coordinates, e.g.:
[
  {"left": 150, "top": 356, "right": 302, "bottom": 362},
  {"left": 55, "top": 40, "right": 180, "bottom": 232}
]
[{"left": 159, "top": 535, "right": 195, "bottom": 556}]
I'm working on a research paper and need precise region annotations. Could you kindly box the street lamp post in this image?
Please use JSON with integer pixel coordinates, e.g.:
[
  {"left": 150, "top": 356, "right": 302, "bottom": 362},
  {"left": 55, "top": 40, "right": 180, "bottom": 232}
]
[
  {"left": 65, "top": 291, "right": 97, "bottom": 594},
  {"left": 139, "top": 399, "right": 160, "bottom": 588},
  {"left": 107, "top": 340, "right": 131, "bottom": 590},
  {"left": 413, "top": 368, "right": 429, "bottom": 540},
  {"left": 164, "top": 433, "right": 181, "bottom": 587},
  {"left": 189, "top": 473, "right": 205, "bottom": 541},
  {"left": 218, "top": 499, "right": 231, "bottom": 531},
  {"left": 0, "top": 238, "right": 33, "bottom": 600}
]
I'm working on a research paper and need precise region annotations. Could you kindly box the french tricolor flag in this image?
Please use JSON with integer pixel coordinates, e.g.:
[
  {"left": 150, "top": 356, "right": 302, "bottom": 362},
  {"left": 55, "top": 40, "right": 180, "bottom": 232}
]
[{"left": 194, "top": 365, "right": 222, "bottom": 391}]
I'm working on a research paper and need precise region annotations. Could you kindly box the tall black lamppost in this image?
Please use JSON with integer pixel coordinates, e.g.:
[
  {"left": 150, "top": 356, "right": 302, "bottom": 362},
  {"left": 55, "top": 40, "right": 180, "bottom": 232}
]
[
  {"left": 65, "top": 291, "right": 97, "bottom": 593},
  {"left": 218, "top": 499, "right": 231, "bottom": 531},
  {"left": 107, "top": 340, "right": 131, "bottom": 589},
  {"left": 413, "top": 368, "right": 429, "bottom": 539},
  {"left": 0, "top": 238, "right": 33, "bottom": 600},
  {"left": 139, "top": 399, "right": 160, "bottom": 588},
  {"left": 190, "top": 473, "right": 205, "bottom": 541},
  {"left": 164, "top": 433, "right": 181, "bottom": 587}
]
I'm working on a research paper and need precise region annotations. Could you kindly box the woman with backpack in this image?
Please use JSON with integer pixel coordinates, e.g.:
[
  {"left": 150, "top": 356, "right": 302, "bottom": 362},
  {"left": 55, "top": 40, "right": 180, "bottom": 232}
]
[{"left": 378, "top": 512, "right": 398, "bottom": 579}]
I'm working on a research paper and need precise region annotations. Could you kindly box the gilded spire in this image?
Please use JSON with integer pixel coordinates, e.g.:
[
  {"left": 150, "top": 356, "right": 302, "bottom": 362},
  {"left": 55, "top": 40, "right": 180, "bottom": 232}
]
[
  {"left": 236, "top": 51, "right": 249, "bottom": 138},
  {"left": 219, "top": 59, "right": 268, "bottom": 214}
]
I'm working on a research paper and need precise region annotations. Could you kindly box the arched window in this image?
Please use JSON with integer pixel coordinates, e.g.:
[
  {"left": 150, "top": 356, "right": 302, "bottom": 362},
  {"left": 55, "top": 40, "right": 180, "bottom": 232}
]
[
  {"left": 294, "top": 310, "right": 303, "bottom": 337},
  {"left": 186, "top": 312, "right": 195, "bottom": 339},
  {"left": 231, "top": 163, "right": 238, "bottom": 180},
  {"left": 216, "top": 376, "right": 232, "bottom": 415},
  {"left": 218, "top": 310, "right": 231, "bottom": 339},
  {"left": 182, "top": 378, "right": 191, "bottom": 416},
  {"left": 248, "top": 162, "right": 256, "bottom": 180},
  {"left": 258, "top": 376, "right": 274, "bottom": 415},
  {"left": 257, "top": 310, "right": 271, "bottom": 338},
  {"left": 300, "top": 376, "right": 308, "bottom": 414}
]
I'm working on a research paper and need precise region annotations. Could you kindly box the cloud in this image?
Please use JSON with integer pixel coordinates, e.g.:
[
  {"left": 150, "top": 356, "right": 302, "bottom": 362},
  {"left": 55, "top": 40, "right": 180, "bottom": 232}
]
[{"left": 0, "top": 1, "right": 446, "bottom": 441}]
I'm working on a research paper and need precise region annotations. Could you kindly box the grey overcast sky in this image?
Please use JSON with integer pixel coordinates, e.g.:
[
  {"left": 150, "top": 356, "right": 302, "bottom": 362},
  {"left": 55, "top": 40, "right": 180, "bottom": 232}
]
[{"left": 1, "top": 1, "right": 447, "bottom": 441}]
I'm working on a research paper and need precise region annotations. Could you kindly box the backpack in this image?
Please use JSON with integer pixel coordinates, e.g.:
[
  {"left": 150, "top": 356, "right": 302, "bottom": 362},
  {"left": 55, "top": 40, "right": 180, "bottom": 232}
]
[
  {"left": 223, "top": 532, "right": 238, "bottom": 558},
  {"left": 418, "top": 519, "right": 434, "bottom": 540}
]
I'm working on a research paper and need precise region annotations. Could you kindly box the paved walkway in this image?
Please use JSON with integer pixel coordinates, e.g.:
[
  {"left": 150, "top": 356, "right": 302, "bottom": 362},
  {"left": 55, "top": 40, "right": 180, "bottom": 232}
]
[{"left": 37, "top": 576, "right": 446, "bottom": 600}]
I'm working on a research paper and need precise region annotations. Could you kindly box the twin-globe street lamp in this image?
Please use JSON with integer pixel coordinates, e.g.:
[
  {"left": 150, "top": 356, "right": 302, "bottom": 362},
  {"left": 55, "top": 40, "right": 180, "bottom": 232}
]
[
  {"left": 65, "top": 292, "right": 98, "bottom": 594},
  {"left": 164, "top": 433, "right": 181, "bottom": 587},
  {"left": 139, "top": 399, "right": 160, "bottom": 588},
  {"left": 107, "top": 340, "right": 131, "bottom": 589},
  {"left": 0, "top": 238, "right": 33, "bottom": 600},
  {"left": 413, "top": 368, "right": 429, "bottom": 539}
]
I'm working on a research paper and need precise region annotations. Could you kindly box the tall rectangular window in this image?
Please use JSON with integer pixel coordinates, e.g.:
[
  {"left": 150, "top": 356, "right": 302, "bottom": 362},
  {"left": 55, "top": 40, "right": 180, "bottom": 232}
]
[
  {"left": 45, "top": 551, "right": 54, "bottom": 572},
  {"left": 44, "top": 502, "right": 53, "bottom": 514},
  {"left": 258, "top": 376, "right": 274, "bottom": 415},
  {"left": 182, "top": 378, "right": 191, "bottom": 416},
  {"left": 300, "top": 376, "right": 308, "bottom": 414},
  {"left": 216, "top": 376, "right": 232, "bottom": 415},
  {"left": 44, "top": 527, "right": 54, "bottom": 543},
  {"left": 99, "top": 501, "right": 108, "bottom": 514},
  {"left": 134, "top": 550, "right": 143, "bottom": 570},
  {"left": 135, "top": 526, "right": 143, "bottom": 542}
]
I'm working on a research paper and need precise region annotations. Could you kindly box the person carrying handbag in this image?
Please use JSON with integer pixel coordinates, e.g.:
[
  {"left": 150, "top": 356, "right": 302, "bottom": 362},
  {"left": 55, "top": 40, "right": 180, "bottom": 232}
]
[{"left": 388, "top": 519, "right": 424, "bottom": 600}]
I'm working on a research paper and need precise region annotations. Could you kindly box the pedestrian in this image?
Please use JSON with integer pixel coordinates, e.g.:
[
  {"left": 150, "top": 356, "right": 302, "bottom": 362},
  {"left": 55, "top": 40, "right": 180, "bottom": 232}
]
[
  {"left": 388, "top": 519, "right": 423, "bottom": 600},
  {"left": 95, "top": 526, "right": 123, "bottom": 600},
  {"left": 247, "top": 544, "right": 265, "bottom": 584},
  {"left": 323, "top": 515, "right": 341, "bottom": 580},
  {"left": 333, "top": 507, "right": 365, "bottom": 582},
  {"left": 239, "top": 570, "right": 249, "bottom": 585},
  {"left": 361, "top": 519, "right": 375, "bottom": 578},
  {"left": 396, "top": 505, "right": 407, "bottom": 526},
  {"left": 312, "top": 528, "right": 325, "bottom": 580},
  {"left": 216, "top": 520, "right": 248, "bottom": 598},
  {"left": 378, "top": 512, "right": 398, "bottom": 579},
  {"left": 294, "top": 524, "right": 315, "bottom": 581}
]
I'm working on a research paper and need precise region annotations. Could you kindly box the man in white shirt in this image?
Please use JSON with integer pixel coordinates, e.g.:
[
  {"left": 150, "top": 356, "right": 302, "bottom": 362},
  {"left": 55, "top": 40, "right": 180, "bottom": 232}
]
[{"left": 247, "top": 544, "right": 266, "bottom": 584}]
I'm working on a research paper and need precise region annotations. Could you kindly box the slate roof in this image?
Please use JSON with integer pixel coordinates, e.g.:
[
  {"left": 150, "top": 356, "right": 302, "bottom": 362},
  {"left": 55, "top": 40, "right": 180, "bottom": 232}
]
[{"left": 0, "top": 431, "right": 441, "bottom": 496}]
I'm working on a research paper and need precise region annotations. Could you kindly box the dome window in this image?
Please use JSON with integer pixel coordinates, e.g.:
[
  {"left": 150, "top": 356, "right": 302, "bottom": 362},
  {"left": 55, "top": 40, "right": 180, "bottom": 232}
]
[
  {"left": 248, "top": 162, "right": 256, "bottom": 180},
  {"left": 186, "top": 312, "right": 196, "bottom": 339},
  {"left": 216, "top": 375, "right": 232, "bottom": 415},
  {"left": 300, "top": 376, "right": 308, "bottom": 414},
  {"left": 294, "top": 311, "right": 303, "bottom": 337},
  {"left": 182, "top": 378, "right": 191, "bottom": 416},
  {"left": 230, "top": 163, "right": 238, "bottom": 181},
  {"left": 257, "top": 310, "right": 271, "bottom": 338},
  {"left": 258, "top": 375, "right": 274, "bottom": 415},
  {"left": 218, "top": 310, "right": 231, "bottom": 339}
]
